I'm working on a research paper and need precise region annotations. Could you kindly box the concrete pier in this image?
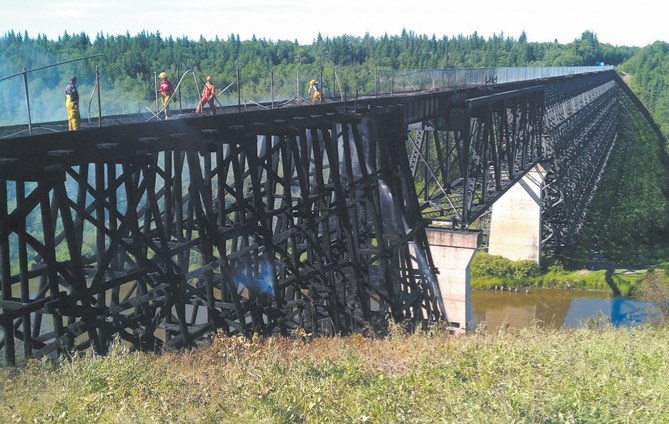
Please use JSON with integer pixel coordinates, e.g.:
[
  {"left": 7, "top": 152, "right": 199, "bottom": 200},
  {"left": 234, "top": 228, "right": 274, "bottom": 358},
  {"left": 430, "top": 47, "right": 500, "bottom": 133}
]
[
  {"left": 425, "top": 228, "right": 481, "bottom": 332},
  {"left": 488, "top": 164, "right": 547, "bottom": 263}
]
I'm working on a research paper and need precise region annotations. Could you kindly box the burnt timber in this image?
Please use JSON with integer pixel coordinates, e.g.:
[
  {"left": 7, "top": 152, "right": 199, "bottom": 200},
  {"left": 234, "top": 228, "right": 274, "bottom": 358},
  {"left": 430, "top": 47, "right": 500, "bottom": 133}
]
[{"left": 0, "top": 68, "right": 626, "bottom": 364}]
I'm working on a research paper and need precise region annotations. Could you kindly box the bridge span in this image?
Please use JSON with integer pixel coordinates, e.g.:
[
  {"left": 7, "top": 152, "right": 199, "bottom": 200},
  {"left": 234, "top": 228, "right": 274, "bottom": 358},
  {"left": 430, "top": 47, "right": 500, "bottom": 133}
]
[{"left": 0, "top": 67, "right": 632, "bottom": 364}]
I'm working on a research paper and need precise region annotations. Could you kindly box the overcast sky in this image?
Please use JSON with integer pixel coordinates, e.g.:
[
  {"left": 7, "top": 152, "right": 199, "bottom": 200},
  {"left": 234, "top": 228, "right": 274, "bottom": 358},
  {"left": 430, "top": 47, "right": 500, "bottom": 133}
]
[{"left": 1, "top": 0, "right": 665, "bottom": 47}]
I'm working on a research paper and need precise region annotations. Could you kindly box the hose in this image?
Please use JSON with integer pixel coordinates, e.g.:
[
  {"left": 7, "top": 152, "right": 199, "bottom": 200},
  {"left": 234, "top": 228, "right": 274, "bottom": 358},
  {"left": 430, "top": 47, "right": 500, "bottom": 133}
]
[{"left": 146, "top": 69, "right": 199, "bottom": 122}]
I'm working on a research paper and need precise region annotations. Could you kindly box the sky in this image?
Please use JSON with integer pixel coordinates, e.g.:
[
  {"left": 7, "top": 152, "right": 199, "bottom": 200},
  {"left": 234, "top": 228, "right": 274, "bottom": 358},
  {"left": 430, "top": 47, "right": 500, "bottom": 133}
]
[{"left": 1, "top": 0, "right": 667, "bottom": 47}]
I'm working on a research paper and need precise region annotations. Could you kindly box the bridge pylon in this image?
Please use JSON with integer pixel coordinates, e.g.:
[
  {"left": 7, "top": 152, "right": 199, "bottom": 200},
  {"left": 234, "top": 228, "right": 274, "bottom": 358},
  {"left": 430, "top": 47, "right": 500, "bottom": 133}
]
[{"left": 488, "top": 163, "right": 547, "bottom": 263}]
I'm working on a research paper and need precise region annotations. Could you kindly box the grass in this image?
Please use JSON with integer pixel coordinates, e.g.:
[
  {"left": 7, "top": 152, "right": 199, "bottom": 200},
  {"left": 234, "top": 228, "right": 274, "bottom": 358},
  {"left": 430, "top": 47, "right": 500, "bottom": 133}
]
[
  {"left": 1, "top": 323, "right": 669, "bottom": 423},
  {"left": 470, "top": 251, "right": 669, "bottom": 296}
]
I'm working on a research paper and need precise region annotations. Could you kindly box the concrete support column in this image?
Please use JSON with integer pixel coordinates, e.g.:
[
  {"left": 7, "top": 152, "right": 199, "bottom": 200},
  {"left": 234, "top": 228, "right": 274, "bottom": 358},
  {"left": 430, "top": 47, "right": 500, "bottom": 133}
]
[
  {"left": 488, "top": 164, "right": 547, "bottom": 263},
  {"left": 426, "top": 228, "right": 480, "bottom": 333}
]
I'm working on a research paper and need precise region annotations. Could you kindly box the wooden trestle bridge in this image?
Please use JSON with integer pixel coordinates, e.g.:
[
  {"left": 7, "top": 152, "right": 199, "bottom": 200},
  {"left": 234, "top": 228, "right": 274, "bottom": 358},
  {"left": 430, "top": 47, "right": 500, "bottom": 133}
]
[{"left": 0, "top": 67, "right": 630, "bottom": 364}]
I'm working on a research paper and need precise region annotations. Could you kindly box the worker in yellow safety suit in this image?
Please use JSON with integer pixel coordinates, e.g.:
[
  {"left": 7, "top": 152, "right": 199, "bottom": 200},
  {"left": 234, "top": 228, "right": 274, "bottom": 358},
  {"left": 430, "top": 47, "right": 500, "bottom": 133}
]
[
  {"left": 65, "top": 76, "right": 80, "bottom": 131},
  {"left": 307, "top": 79, "right": 322, "bottom": 104},
  {"left": 158, "top": 71, "right": 174, "bottom": 118}
]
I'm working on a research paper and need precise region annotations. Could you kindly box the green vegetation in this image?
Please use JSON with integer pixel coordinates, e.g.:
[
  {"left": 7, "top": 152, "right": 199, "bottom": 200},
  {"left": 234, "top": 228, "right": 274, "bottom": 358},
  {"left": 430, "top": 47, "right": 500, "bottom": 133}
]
[
  {"left": 1, "top": 324, "right": 668, "bottom": 423},
  {"left": 632, "top": 269, "right": 669, "bottom": 322},
  {"left": 567, "top": 75, "right": 669, "bottom": 266},
  {"left": 0, "top": 30, "right": 636, "bottom": 124},
  {"left": 470, "top": 252, "right": 540, "bottom": 289},
  {"left": 470, "top": 251, "right": 669, "bottom": 295},
  {"left": 620, "top": 42, "right": 669, "bottom": 137}
]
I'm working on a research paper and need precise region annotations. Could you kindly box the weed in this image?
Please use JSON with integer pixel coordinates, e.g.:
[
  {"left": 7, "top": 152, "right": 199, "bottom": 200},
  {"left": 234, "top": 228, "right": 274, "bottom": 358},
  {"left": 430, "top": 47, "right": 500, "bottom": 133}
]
[{"left": 2, "top": 325, "right": 668, "bottom": 423}]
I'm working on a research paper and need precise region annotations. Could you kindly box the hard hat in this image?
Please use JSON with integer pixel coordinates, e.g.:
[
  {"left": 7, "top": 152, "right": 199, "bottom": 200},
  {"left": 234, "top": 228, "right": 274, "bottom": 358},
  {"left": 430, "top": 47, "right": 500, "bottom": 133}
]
[
  {"left": 159, "top": 72, "right": 167, "bottom": 79},
  {"left": 309, "top": 80, "right": 316, "bottom": 86},
  {"left": 206, "top": 75, "right": 212, "bottom": 81}
]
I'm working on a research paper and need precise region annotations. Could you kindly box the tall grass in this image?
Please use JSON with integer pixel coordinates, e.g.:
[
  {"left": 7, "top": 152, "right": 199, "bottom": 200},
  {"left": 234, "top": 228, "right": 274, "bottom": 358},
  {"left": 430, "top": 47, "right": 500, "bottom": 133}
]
[{"left": 1, "top": 324, "right": 668, "bottom": 423}]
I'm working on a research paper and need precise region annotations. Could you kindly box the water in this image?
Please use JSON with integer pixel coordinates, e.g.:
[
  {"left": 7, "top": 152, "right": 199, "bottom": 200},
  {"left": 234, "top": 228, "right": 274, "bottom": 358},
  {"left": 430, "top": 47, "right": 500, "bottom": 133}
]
[{"left": 471, "top": 288, "right": 658, "bottom": 331}]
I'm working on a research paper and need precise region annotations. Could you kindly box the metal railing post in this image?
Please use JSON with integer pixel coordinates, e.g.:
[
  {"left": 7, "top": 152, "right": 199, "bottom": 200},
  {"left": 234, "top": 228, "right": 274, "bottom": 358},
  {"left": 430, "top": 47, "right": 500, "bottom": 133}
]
[
  {"left": 96, "top": 66, "right": 102, "bottom": 126},
  {"left": 236, "top": 65, "right": 241, "bottom": 112},
  {"left": 22, "top": 68, "right": 32, "bottom": 135}
]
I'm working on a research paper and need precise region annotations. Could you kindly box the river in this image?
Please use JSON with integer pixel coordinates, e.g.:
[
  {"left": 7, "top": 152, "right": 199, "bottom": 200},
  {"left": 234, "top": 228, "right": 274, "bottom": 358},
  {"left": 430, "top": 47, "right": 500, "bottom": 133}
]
[{"left": 471, "top": 288, "right": 657, "bottom": 332}]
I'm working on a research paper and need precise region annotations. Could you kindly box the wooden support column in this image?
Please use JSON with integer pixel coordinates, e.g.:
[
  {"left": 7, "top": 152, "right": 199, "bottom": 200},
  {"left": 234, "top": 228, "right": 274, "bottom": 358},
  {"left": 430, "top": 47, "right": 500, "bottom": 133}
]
[{"left": 0, "top": 179, "right": 16, "bottom": 365}]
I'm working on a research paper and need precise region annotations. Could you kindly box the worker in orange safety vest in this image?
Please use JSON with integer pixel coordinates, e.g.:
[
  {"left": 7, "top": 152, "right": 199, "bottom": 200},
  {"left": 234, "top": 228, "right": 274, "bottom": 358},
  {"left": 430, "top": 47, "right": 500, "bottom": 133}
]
[{"left": 195, "top": 75, "right": 217, "bottom": 115}]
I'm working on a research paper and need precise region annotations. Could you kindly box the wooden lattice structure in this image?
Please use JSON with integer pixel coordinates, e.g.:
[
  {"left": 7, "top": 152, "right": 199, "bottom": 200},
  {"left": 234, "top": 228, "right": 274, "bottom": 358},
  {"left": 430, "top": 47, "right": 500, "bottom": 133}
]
[
  {"left": 0, "top": 68, "right": 627, "bottom": 365},
  {"left": 0, "top": 105, "right": 443, "bottom": 365}
]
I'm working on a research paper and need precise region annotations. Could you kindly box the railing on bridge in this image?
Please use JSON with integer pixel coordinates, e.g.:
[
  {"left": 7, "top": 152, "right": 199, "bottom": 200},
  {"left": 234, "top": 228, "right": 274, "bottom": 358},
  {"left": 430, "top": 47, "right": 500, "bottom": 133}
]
[
  {"left": 0, "top": 66, "right": 613, "bottom": 139},
  {"left": 375, "top": 66, "right": 614, "bottom": 94}
]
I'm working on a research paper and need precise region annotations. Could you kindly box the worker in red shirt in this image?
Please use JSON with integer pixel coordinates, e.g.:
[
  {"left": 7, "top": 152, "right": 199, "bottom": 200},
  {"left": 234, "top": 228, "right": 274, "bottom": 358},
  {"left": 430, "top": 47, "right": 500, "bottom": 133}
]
[
  {"left": 158, "top": 71, "right": 174, "bottom": 118},
  {"left": 195, "top": 75, "right": 217, "bottom": 115}
]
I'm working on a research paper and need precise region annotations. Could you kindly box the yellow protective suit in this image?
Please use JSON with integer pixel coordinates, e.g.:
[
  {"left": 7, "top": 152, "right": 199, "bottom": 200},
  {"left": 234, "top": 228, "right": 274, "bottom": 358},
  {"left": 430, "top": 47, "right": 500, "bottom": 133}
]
[
  {"left": 307, "top": 80, "right": 322, "bottom": 104},
  {"left": 65, "top": 94, "right": 80, "bottom": 131}
]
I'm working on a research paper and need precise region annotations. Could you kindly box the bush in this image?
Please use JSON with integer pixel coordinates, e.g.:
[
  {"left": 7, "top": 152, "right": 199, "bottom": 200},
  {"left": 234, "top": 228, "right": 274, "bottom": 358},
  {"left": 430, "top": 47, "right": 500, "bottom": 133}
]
[
  {"left": 471, "top": 252, "right": 540, "bottom": 288},
  {"left": 629, "top": 269, "right": 669, "bottom": 322}
]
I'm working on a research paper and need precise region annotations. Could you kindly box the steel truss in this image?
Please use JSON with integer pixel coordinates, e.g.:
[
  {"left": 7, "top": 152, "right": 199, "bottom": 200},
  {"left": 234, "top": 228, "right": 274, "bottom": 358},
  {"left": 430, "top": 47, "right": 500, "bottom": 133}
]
[
  {"left": 0, "top": 108, "right": 442, "bottom": 365},
  {"left": 407, "top": 71, "right": 622, "bottom": 250},
  {"left": 541, "top": 78, "right": 619, "bottom": 247},
  {"left": 409, "top": 86, "right": 545, "bottom": 226}
]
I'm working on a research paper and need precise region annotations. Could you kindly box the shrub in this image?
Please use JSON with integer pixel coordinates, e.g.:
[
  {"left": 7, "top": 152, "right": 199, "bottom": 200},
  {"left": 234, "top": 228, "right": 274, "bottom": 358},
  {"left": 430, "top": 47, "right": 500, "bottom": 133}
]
[
  {"left": 630, "top": 269, "right": 669, "bottom": 322},
  {"left": 471, "top": 252, "right": 540, "bottom": 288}
]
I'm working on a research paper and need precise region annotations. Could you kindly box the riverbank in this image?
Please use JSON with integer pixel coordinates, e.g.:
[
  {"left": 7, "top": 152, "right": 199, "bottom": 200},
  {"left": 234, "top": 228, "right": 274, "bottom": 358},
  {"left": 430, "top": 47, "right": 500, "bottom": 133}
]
[
  {"left": 471, "top": 252, "right": 669, "bottom": 297},
  {"left": 1, "top": 324, "right": 668, "bottom": 422}
]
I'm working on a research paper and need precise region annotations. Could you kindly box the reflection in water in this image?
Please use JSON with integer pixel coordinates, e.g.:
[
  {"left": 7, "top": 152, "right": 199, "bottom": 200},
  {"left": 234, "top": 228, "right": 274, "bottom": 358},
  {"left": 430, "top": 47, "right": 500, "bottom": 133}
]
[{"left": 472, "top": 289, "right": 657, "bottom": 332}]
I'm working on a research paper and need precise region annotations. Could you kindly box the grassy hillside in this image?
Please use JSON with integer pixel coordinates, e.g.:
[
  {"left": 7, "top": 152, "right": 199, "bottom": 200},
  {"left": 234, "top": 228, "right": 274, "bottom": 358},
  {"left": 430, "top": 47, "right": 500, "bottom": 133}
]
[
  {"left": 1, "top": 324, "right": 668, "bottom": 423},
  {"left": 556, "top": 66, "right": 669, "bottom": 266}
]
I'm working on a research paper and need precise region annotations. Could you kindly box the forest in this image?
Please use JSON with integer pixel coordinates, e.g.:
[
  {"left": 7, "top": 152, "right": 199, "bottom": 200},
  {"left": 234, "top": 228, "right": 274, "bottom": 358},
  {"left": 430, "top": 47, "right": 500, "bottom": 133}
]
[
  {"left": 1, "top": 28, "right": 668, "bottom": 264},
  {"left": 0, "top": 29, "right": 639, "bottom": 125}
]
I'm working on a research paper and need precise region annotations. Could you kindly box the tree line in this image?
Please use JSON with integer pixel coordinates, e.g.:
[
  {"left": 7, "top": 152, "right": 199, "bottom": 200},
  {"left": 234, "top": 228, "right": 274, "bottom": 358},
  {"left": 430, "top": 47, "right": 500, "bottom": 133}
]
[{"left": 0, "top": 29, "right": 639, "bottom": 125}]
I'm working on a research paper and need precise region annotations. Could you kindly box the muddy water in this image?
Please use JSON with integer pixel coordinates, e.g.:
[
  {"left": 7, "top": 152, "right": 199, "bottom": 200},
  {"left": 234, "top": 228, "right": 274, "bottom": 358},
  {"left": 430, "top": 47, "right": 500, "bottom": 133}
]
[{"left": 471, "top": 288, "right": 656, "bottom": 332}]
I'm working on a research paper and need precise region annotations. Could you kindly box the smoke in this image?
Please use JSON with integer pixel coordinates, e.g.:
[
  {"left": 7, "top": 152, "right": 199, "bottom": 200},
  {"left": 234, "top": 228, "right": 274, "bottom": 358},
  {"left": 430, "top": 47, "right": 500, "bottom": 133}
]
[
  {"left": 0, "top": 76, "right": 26, "bottom": 126},
  {"left": 0, "top": 53, "right": 205, "bottom": 127},
  {"left": 0, "top": 42, "right": 72, "bottom": 125},
  {"left": 0, "top": 75, "right": 206, "bottom": 127}
]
